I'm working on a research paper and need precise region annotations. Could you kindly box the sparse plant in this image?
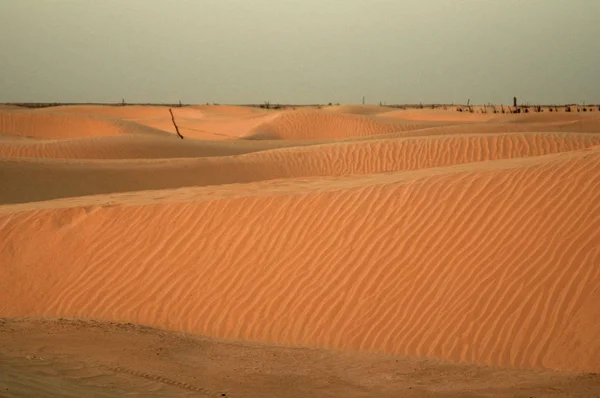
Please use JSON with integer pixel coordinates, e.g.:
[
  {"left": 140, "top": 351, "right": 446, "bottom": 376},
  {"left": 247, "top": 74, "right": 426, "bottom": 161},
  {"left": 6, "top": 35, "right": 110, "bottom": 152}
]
[{"left": 565, "top": 105, "right": 572, "bottom": 112}]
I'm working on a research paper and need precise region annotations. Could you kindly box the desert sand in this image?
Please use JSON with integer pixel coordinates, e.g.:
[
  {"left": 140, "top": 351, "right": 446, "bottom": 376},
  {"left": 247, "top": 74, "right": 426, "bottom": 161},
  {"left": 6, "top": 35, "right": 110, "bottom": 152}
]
[{"left": 1, "top": 104, "right": 599, "bottom": 397}]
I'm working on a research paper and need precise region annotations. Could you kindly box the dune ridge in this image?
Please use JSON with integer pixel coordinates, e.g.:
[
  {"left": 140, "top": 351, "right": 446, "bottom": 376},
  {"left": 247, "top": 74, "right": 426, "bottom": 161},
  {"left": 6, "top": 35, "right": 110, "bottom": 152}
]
[
  {"left": 0, "top": 108, "right": 170, "bottom": 139},
  {"left": 1, "top": 147, "right": 599, "bottom": 372},
  {"left": 2, "top": 132, "right": 599, "bottom": 204},
  {"left": 246, "top": 110, "right": 447, "bottom": 140}
]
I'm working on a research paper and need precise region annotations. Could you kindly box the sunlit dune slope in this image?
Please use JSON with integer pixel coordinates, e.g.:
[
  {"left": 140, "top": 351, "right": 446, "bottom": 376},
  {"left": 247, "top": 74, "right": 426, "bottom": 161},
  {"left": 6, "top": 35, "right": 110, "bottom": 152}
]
[
  {"left": 323, "top": 104, "right": 396, "bottom": 115},
  {"left": 246, "top": 110, "right": 445, "bottom": 140},
  {"left": 2, "top": 132, "right": 598, "bottom": 203},
  {"left": 0, "top": 108, "right": 169, "bottom": 139},
  {"left": 43, "top": 105, "right": 278, "bottom": 139},
  {"left": 1, "top": 148, "right": 599, "bottom": 372},
  {"left": 380, "top": 108, "right": 500, "bottom": 122}
]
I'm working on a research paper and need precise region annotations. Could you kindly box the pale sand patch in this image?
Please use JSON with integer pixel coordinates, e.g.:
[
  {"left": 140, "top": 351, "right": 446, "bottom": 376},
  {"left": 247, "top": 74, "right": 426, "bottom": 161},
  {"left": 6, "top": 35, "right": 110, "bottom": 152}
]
[{"left": 1, "top": 319, "right": 598, "bottom": 398}]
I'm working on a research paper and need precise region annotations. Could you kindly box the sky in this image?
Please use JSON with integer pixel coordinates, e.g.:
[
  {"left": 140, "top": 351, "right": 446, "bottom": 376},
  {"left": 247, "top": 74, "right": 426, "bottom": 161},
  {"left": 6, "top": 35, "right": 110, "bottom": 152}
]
[{"left": 1, "top": 0, "right": 599, "bottom": 105}]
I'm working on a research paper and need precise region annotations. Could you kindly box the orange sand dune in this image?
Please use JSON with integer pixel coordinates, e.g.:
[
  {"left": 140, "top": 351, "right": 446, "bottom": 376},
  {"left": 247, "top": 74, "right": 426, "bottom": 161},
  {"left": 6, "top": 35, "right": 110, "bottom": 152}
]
[
  {"left": 2, "top": 106, "right": 600, "bottom": 380},
  {"left": 0, "top": 108, "right": 169, "bottom": 139},
  {"left": 246, "top": 110, "right": 448, "bottom": 140},
  {"left": 323, "top": 104, "right": 396, "bottom": 115},
  {"left": 39, "top": 105, "right": 204, "bottom": 120},
  {"left": 189, "top": 104, "right": 268, "bottom": 115},
  {"left": 380, "top": 108, "right": 500, "bottom": 122},
  {"left": 499, "top": 112, "right": 600, "bottom": 124},
  {"left": 173, "top": 111, "right": 280, "bottom": 140},
  {"left": 39, "top": 105, "right": 275, "bottom": 140},
  {"left": 2, "top": 132, "right": 598, "bottom": 203},
  {"left": 0, "top": 134, "right": 312, "bottom": 159},
  {"left": 1, "top": 148, "right": 599, "bottom": 373},
  {"left": 379, "top": 117, "right": 600, "bottom": 140}
]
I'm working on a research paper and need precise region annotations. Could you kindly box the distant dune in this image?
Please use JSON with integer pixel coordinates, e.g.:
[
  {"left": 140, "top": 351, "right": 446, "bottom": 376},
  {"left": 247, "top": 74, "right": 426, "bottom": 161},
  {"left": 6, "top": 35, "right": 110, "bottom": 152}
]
[{"left": 1, "top": 104, "right": 599, "bottom": 379}]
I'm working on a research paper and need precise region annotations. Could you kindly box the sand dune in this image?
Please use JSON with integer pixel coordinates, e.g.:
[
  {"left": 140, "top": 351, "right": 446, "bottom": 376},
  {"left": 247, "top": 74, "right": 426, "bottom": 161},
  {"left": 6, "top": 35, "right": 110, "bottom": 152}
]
[
  {"left": 379, "top": 108, "right": 499, "bottom": 122},
  {"left": 323, "top": 104, "right": 396, "bottom": 115},
  {"left": 0, "top": 108, "right": 169, "bottom": 139},
  {"left": 2, "top": 132, "right": 598, "bottom": 203},
  {"left": 0, "top": 134, "right": 316, "bottom": 160},
  {"left": 42, "top": 104, "right": 278, "bottom": 140},
  {"left": 246, "top": 110, "right": 447, "bottom": 140},
  {"left": 1, "top": 146, "right": 599, "bottom": 373},
  {"left": 2, "top": 105, "right": 600, "bottom": 380}
]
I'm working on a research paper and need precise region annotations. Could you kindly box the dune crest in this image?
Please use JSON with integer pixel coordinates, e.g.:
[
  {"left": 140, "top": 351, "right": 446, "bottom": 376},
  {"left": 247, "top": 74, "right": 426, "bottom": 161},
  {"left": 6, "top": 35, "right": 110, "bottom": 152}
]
[
  {"left": 246, "top": 110, "right": 444, "bottom": 140},
  {"left": 2, "top": 132, "right": 598, "bottom": 204}
]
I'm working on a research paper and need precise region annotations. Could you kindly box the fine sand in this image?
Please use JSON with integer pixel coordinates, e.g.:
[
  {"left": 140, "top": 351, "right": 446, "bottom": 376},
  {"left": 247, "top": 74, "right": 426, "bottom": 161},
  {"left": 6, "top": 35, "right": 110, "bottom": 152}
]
[{"left": 1, "top": 104, "right": 599, "bottom": 397}]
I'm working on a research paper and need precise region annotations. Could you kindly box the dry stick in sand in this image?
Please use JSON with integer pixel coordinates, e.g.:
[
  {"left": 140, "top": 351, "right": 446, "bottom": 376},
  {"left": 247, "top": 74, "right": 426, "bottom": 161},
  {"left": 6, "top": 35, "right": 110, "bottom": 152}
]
[{"left": 169, "top": 108, "right": 184, "bottom": 139}]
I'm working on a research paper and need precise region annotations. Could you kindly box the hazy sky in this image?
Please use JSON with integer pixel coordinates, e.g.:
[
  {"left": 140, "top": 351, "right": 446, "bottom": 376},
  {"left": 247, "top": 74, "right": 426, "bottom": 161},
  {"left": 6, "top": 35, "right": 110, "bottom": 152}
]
[{"left": 1, "top": 0, "right": 599, "bottom": 104}]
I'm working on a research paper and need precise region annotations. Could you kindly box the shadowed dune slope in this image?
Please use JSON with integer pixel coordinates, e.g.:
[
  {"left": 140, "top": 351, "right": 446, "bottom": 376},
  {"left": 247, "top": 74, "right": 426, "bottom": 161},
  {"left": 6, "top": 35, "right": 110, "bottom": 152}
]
[
  {"left": 2, "top": 132, "right": 598, "bottom": 204},
  {"left": 0, "top": 134, "right": 318, "bottom": 160},
  {"left": 0, "top": 149, "right": 599, "bottom": 372},
  {"left": 3, "top": 319, "right": 599, "bottom": 398}
]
